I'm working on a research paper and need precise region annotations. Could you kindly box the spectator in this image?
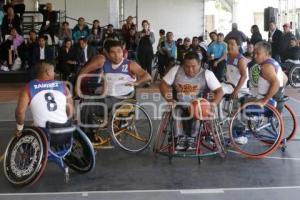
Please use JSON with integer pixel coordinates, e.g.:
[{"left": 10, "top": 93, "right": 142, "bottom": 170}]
[
  {"left": 22, "top": 30, "right": 38, "bottom": 68},
  {"left": 76, "top": 37, "right": 97, "bottom": 67},
  {"left": 281, "top": 38, "right": 300, "bottom": 72},
  {"left": 58, "top": 21, "right": 72, "bottom": 46},
  {"left": 91, "top": 19, "right": 103, "bottom": 43},
  {"left": 38, "top": 3, "right": 58, "bottom": 45},
  {"left": 0, "top": 5, "right": 4, "bottom": 43},
  {"left": 127, "top": 25, "right": 137, "bottom": 60},
  {"left": 198, "top": 35, "right": 207, "bottom": 51},
  {"left": 157, "top": 29, "right": 165, "bottom": 51},
  {"left": 122, "top": 16, "right": 135, "bottom": 50},
  {"left": 191, "top": 36, "right": 207, "bottom": 63},
  {"left": 135, "top": 19, "right": 155, "bottom": 83},
  {"left": 177, "top": 37, "right": 192, "bottom": 64},
  {"left": 72, "top": 17, "right": 90, "bottom": 43},
  {"left": 29, "top": 35, "right": 55, "bottom": 78},
  {"left": 268, "top": 21, "right": 282, "bottom": 62},
  {"left": 207, "top": 32, "right": 227, "bottom": 82},
  {"left": 1, "top": 5, "right": 22, "bottom": 41},
  {"left": 102, "top": 24, "right": 119, "bottom": 47},
  {"left": 157, "top": 31, "right": 177, "bottom": 77},
  {"left": 279, "top": 23, "right": 296, "bottom": 62},
  {"left": 87, "top": 27, "right": 102, "bottom": 49},
  {"left": 249, "top": 25, "right": 262, "bottom": 45},
  {"left": 176, "top": 38, "right": 183, "bottom": 47},
  {"left": 208, "top": 31, "right": 218, "bottom": 47},
  {"left": 57, "top": 38, "right": 78, "bottom": 80},
  {"left": 243, "top": 42, "right": 254, "bottom": 60},
  {"left": 224, "top": 23, "right": 248, "bottom": 48},
  {"left": 11, "top": 0, "right": 25, "bottom": 22}
]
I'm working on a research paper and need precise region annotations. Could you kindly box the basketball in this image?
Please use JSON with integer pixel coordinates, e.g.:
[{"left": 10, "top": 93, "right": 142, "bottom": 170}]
[{"left": 189, "top": 98, "right": 212, "bottom": 120}]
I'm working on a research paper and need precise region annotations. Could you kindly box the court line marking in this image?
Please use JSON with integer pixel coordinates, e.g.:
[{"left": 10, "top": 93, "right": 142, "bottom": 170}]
[
  {"left": 228, "top": 150, "right": 300, "bottom": 161},
  {"left": 2, "top": 186, "right": 300, "bottom": 196}
]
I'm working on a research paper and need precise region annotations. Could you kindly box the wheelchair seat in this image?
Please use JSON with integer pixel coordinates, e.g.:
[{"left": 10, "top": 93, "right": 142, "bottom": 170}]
[{"left": 46, "top": 120, "right": 75, "bottom": 146}]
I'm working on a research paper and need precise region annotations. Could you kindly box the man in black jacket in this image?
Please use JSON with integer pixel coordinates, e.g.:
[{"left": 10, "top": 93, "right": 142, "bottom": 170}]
[
  {"left": 279, "top": 23, "right": 296, "bottom": 62},
  {"left": 39, "top": 3, "right": 58, "bottom": 45},
  {"left": 268, "top": 21, "right": 282, "bottom": 62}
]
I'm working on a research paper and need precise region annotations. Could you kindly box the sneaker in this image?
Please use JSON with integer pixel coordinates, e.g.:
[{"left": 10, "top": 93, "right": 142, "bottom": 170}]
[
  {"left": 175, "top": 137, "right": 187, "bottom": 151},
  {"left": 234, "top": 136, "right": 248, "bottom": 145},
  {"left": 187, "top": 137, "right": 196, "bottom": 151},
  {"left": 0, "top": 65, "right": 9, "bottom": 71}
]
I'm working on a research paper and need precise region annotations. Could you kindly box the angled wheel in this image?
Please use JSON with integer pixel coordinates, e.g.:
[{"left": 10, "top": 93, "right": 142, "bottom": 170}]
[
  {"left": 281, "top": 103, "right": 298, "bottom": 143},
  {"left": 289, "top": 65, "right": 300, "bottom": 88},
  {"left": 229, "top": 102, "right": 283, "bottom": 158},
  {"left": 111, "top": 103, "right": 153, "bottom": 153},
  {"left": 153, "top": 110, "right": 172, "bottom": 153},
  {"left": 3, "top": 127, "right": 48, "bottom": 186},
  {"left": 64, "top": 127, "right": 95, "bottom": 173}
]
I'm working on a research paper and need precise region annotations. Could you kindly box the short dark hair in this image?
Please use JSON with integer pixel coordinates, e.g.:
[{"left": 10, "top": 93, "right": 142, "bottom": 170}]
[
  {"left": 209, "top": 31, "right": 217, "bottom": 37},
  {"left": 227, "top": 37, "right": 241, "bottom": 46},
  {"left": 62, "top": 21, "right": 69, "bottom": 26},
  {"left": 38, "top": 35, "right": 46, "bottom": 40},
  {"left": 107, "top": 24, "right": 113, "bottom": 28},
  {"left": 105, "top": 40, "right": 123, "bottom": 52},
  {"left": 93, "top": 19, "right": 99, "bottom": 24},
  {"left": 159, "top": 29, "right": 165, "bottom": 35},
  {"left": 217, "top": 32, "right": 224, "bottom": 37},
  {"left": 183, "top": 51, "right": 201, "bottom": 63},
  {"left": 78, "top": 37, "right": 87, "bottom": 42}
]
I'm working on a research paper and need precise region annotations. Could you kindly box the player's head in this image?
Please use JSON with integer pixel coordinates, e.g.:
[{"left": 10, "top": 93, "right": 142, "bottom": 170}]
[
  {"left": 182, "top": 51, "right": 201, "bottom": 77},
  {"left": 254, "top": 41, "right": 272, "bottom": 64},
  {"left": 35, "top": 61, "right": 55, "bottom": 80},
  {"left": 105, "top": 40, "right": 124, "bottom": 64}
]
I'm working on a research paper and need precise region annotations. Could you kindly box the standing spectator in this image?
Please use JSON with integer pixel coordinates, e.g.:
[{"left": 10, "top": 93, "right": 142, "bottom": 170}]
[
  {"left": 135, "top": 19, "right": 155, "bottom": 84},
  {"left": 157, "top": 29, "right": 165, "bottom": 51},
  {"left": 279, "top": 23, "right": 296, "bottom": 62},
  {"left": 76, "top": 37, "right": 97, "bottom": 67},
  {"left": 250, "top": 25, "right": 262, "bottom": 45},
  {"left": 57, "top": 38, "right": 78, "bottom": 80},
  {"left": 176, "top": 38, "right": 183, "bottom": 47},
  {"left": 207, "top": 33, "right": 227, "bottom": 82},
  {"left": 122, "top": 16, "right": 135, "bottom": 50},
  {"left": 243, "top": 42, "right": 254, "bottom": 60},
  {"left": 198, "top": 36, "right": 207, "bottom": 51},
  {"left": 1, "top": 5, "right": 22, "bottom": 41},
  {"left": 127, "top": 25, "right": 137, "bottom": 60},
  {"left": 72, "top": 17, "right": 90, "bottom": 43},
  {"left": 11, "top": 0, "right": 25, "bottom": 22},
  {"left": 208, "top": 31, "right": 218, "bottom": 47},
  {"left": 191, "top": 36, "right": 207, "bottom": 64},
  {"left": 268, "top": 21, "right": 282, "bottom": 62},
  {"left": 224, "top": 23, "right": 248, "bottom": 49},
  {"left": 157, "top": 31, "right": 177, "bottom": 77},
  {"left": 38, "top": 3, "right": 58, "bottom": 45},
  {"left": 177, "top": 37, "right": 192, "bottom": 64},
  {"left": 58, "top": 21, "right": 72, "bottom": 46}
]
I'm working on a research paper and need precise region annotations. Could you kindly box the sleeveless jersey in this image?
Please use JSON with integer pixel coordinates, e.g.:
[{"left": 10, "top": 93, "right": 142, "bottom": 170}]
[
  {"left": 226, "top": 53, "right": 249, "bottom": 89},
  {"left": 258, "top": 58, "right": 284, "bottom": 95},
  {"left": 103, "top": 58, "right": 136, "bottom": 96},
  {"left": 27, "top": 79, "right": 68, "bottom": 128},
  {"left": 173, "top": 67, "right": 208, "bottom": 103}
]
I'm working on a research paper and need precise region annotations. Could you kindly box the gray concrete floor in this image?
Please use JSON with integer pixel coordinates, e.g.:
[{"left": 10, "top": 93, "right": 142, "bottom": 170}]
[{"left": 0, "top": 98, "right": 300, "bottom": 200}]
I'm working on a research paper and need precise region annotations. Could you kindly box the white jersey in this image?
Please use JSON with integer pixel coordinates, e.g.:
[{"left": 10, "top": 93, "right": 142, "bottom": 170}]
[
  {"left": 27, "top": 80, "right": 68, "bottom": 128},
  {"left": 103, "top": 58, "right": 136, "bottom": 96},
  {"left": 226, "top": 53, "right": 249, "bottom": 90}
]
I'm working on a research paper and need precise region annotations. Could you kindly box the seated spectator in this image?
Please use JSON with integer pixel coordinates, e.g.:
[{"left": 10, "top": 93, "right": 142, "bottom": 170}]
[
  {"left": 280, "top": 23, "right": 296, "bottom": 62},
  {"left": 91, "top": 19, "right": 103, "bottom": 44},
  {"left": 58, "top": 21, "right": 72, "bottom": 46},
  {"left": 57, "top": 38, "right": 78, "bottom": 80},
  {"left": 176, "top": 38, "right": 183, "bottom": 47},
  {"left": 157, "top": 31, "right": 177, "bottom": 77},
  {"left": 1, "top": 5, "right": 22, "bottom": 41},
  {"left": 76, "top": 37, "right": 97, "bottom": 67},
  {"left": 177, "top": 37, "right": 192, "bottom": 64},
  {"left": 11, "top": 0, "right": 25, "bottom": 21},
  {"left": 157, "top": 29, "right": 165, "bottom": 51},
  {"left": 122, "top": 16, "right": 135, "bottom": 50},
  {"left": 0, "top": 27, "right": 23, "bottom": 71},
  {"left": 87, "top": 27, "right": 102, "bottom": 49},
  {"left": 21, "top": 29, "right": 38, "bottom": 69},
  {"left": 281, "top": 38, "right": 300, "bottom": 72},
  {"left": 38, "top": 2, "right": 58, "bottom": 45},
  {"left": 191, "top": 36, "right": 207, "bottom": 64},
  {"left": 72, "top": 17, "right": 90, "bottom": 43},
  {"left": 29, "top": 35, "right": 54, "bottom": 78},
  {"left": 102, "top": 24, "right": 119, "bottom": 46},
  {"left": 243, "top": 42, "right": 256, "bottom": 69},
  {"left": 127, "top": 25, "right": 137, "bottom": 60}
]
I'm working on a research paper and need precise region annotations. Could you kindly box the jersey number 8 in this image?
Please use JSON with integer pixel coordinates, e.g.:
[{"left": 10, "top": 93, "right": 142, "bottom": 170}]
[{"left": 44, "top": 92, "right": 57, "bottom": 112}]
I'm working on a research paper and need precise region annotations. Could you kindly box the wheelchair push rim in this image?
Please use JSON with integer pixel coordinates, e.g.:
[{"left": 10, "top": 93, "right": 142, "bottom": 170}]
[
  {"left": 229, "top": 102, "right": 283, "bottom": 159},
  {"left": 289, "top": 65, "right": 300, "bottom": 88},
  {"left": 3, "top": 127, "right": 48, "bottom": 186},
  {"left": 111, "top": 103, "right": 153, "bottom": 153}
]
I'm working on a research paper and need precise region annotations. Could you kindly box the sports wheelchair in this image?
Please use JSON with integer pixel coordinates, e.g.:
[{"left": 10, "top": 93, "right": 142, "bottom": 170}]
[
  {"left": 153, "top": 98, "right": 226, "bottom": 164},
  {"left": 3, "top": 121, "right": 95, "bottom": 186},
  {"left": 217, "top": 83, "right": 297, "bottom": 158}
]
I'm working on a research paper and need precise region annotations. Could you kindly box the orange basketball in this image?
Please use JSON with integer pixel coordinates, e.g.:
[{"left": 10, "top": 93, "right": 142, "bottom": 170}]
[{"left": 189, "top": 98, "right": 212, "bottom": 120}]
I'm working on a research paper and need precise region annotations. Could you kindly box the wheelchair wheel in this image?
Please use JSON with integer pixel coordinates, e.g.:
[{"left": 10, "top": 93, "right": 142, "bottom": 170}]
[
  {"left": 153, "top": 110, "right": 172, "bottom": 153},
  {"left": 64, "top": 127, "right": 95, "bottom": 173},
  {"left": 249, "top": 64, "right": 260, "bottom": 88},
  {"left": 229, "top": 102, "right": 283, "bottom": 158},
  {"left": 111, "top": 103, "right": 153, "bottom": 153},
  {"left": 281, "top": 103, "right": 298, "bottom": 143},
  {"left": 4, "top": 127, "right": 48, "bottom": 186},
  {"left": 289, "top": 65, "right": 300, "bottom": 88}
]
